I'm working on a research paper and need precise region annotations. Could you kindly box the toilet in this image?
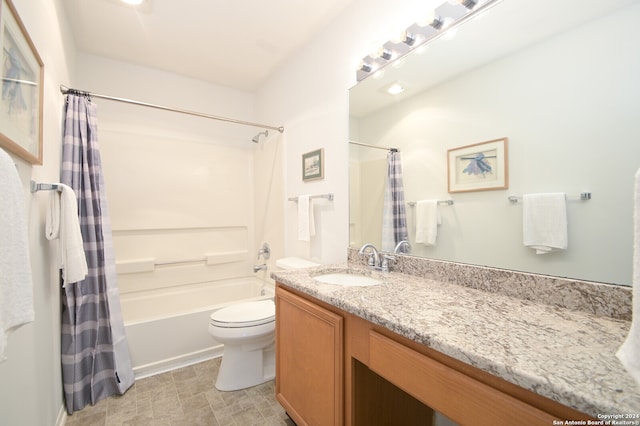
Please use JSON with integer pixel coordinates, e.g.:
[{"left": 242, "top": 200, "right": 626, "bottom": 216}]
[{"left": 208, "top": 257, "right": 319, "bottom": 391}]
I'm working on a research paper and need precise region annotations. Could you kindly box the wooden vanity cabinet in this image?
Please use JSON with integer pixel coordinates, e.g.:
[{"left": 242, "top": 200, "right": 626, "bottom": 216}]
[
  {"left": 275, "top": 283, "right": 591, "bottom": 426},
  {"left": 275, "top": 286, "right": 344, "bottom": 426}
]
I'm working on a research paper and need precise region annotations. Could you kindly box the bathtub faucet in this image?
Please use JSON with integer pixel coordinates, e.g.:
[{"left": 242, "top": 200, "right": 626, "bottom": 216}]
[
  {"left": 257, "top": 242, "right": 270, "bottom": 260},
  {"left": 253, "top": 264, "right": 267, "bottom": 273}
]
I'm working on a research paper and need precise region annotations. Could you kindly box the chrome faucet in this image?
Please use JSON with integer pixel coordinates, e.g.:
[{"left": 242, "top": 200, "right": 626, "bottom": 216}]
[
  {"left": 359, "top": 243, "right": 396, "bottom": 272},
  {"left": 253, "top": 264, "right": 267, "bottom": 273},
  {"left": 394, "top": 240, "right": 411, "bottom": 254},
  {"left": 358, "top": 243, "right": 380, "bottom": 269}
]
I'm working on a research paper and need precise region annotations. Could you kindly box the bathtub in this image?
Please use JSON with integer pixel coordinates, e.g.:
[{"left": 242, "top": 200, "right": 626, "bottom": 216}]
[{"left": 121, "top": 277, "right": 274, "bottom": 378}]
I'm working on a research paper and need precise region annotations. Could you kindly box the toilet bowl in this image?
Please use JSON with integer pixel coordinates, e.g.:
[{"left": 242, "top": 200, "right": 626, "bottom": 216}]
[
  {"left": 208, "top": 257, "right": 319, "bottom": 391},
  {"left": 209, "top": 299, "right": 276, "bottom": 391}
]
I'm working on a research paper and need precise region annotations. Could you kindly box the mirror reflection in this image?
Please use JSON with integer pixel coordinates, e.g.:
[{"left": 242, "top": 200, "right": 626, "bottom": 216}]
[{"left": 349, "top": 0, "right": 640, "bottom": 286}]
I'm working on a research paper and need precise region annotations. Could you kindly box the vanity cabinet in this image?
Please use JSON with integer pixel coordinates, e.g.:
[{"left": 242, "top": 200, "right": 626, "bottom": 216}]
[
  {"left": 275, "top": 286, "right": 344, "bottom": 426},
  {"left": 275, "top": 283, "right": 591, "bottom": 426}
]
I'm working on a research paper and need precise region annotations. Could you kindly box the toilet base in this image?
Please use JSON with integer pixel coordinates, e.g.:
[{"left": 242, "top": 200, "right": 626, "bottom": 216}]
[{"left": 215, "top": 340, "right": 275, "bottom": 391}]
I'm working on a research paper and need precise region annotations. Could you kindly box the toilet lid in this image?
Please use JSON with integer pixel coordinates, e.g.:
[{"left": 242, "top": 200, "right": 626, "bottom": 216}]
[{"left": 210, "top": 299, "right": 275, "bottom": 328}]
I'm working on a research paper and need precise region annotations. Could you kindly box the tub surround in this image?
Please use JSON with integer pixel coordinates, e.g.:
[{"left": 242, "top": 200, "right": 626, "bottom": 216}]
[{"left": 271, "top": 255, "right": 638, "bottom": 417}]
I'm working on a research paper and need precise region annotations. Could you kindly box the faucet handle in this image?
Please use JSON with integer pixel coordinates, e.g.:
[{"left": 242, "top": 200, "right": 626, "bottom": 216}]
[
  {"left": 364, "top": 253, "right": 376, "bottom": 267},
  {"left": 381, "top": 255, "right": 396, "bottom": 272}
]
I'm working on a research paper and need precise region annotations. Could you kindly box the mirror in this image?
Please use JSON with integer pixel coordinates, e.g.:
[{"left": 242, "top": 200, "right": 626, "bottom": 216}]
[{"left": 349, "top": 0, "right": 640, "bottom": 286}]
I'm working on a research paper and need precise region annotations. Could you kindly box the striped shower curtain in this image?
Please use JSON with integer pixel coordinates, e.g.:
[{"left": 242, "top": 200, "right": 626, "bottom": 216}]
[
  {"left": 60, "top": 93, "right": 134, "bottom": 414},
  {"left": 381, "top": 150, "right": 409, "bottom": 252}
]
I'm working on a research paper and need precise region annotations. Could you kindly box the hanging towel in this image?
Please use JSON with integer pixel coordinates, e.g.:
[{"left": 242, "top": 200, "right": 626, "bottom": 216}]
[
  {"left": 46, "top": 183, "right": 88, "bottom": 285},
  {"left": 297, "top": 195, "right": 315, "bottom": 241},
  {"left": 415, "top": 200, "right": 441, "bottom": 246},
  {"left": 617, "top": 169, "right": 640, "bottom": 385},
  {"left": 0, "top": 148, "right": 34, "bottom": 361},
  {"left": 522, "top": 193, "right": 568, "bottom": 254}
]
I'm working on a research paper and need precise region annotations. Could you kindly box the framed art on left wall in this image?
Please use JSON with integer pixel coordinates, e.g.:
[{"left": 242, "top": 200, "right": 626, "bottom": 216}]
[{"left": 0, "top": 0, "right": 44, "bottom": 164}]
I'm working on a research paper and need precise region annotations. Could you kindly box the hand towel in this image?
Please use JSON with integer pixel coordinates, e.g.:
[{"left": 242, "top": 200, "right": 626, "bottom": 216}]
[
  {"left": 46, "top": 183, "right": 88, "bottom": 285},
  {"left": 415, "top": 200, "right": 441, "bottom": 246},
  {"left": 522, "top": 193, "right": 567, "bottom": 254},
  {"left": 297, "top": 195, "right": 315, "bottom": 241},
  {"left": 617, "top": 168, "right": 640, "bottom": 385},
  {"left": 0, "top": 148, "right": 34, "bottom": 361}
]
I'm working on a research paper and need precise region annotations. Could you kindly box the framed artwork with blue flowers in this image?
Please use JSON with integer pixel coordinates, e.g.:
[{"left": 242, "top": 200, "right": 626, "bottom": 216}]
[
  {"left": 447, "top": 137, "right": 508, "bottom": 193},
  {"left": 0, "top": 0, "right": 43, "bottom": 164}
]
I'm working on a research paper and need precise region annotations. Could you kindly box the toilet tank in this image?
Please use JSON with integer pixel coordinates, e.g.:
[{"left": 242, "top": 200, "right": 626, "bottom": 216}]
[{"left": 275, "top": 257, "right": 319, "bottom": 270}]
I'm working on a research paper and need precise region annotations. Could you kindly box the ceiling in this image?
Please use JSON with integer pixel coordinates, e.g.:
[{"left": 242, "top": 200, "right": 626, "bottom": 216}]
[{"left": 62, "top": 0, "right": 357, "bottom": 92}]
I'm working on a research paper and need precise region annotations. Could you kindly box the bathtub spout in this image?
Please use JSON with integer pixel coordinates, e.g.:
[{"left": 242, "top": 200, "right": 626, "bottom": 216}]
[{"left": 253, "top": 264, "right": 267, "bottom": 273}]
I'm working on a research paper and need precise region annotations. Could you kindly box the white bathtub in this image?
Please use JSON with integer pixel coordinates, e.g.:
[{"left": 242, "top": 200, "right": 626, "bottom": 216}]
[{"left": 121, "top": 277, "right": 274, "bottom": 378}]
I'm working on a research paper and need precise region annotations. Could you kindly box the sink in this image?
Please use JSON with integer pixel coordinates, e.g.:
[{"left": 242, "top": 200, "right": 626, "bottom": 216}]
[{"left": 313, "top": 273, "right": 382, "bottom": 287}]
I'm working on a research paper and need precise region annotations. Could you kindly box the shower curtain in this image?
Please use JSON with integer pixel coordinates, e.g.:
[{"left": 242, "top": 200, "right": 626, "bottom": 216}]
[
  {"left": 60, "top": 93, "right": 134, "bottom": 414},
  {"left": 381, "top": 150, "right": 409, "bottom": 252}
]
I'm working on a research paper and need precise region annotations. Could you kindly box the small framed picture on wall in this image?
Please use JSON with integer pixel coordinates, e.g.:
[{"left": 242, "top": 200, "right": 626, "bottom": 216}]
[
  {"left": 302, "top": 148, "right": 324, "bottom": 182},
  {"left": 447, "top": 137, "right": 508, "bottom": 193}
]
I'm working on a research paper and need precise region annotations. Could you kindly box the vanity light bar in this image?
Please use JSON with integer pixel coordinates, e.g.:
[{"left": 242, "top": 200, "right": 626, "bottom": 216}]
[{"left": 356, "top": 0, "right": 503, "bottom": 82}]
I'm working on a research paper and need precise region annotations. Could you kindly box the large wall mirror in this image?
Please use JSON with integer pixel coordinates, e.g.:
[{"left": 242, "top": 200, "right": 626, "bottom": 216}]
[{"left": 349, "top": 0, "right": 639, "bottom": 286}]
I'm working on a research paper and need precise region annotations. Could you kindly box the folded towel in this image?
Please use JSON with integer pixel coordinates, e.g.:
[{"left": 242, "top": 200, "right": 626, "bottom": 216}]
[
  {"left": 297, "top": 195, "right": 315, "bottom": 241},
  {"left": 415, "top": 200, "right": 441, "bottom": 246},
  {"left": 46, "top": 183, "right": 88, "bottom": 285},
  {"left": 617, "top": 169, "right": 640, "bottom": 385},
  {"left": 522, "top": 193, "right": 567, "bottom": 254},
  {"left": 0, "top": 148, "right": 34, "bottom": 361}
]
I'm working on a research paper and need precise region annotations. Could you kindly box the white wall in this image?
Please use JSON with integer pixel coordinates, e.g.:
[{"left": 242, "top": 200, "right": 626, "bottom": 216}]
[
  {"left": 256, "top": 0, "right": 438, "bottom": 264},
  {"left": 74, "top": 53, "right": 283, "bottom": 320},
  {"left": 0, "top": 0, "right": 75, "bottom": 425}
]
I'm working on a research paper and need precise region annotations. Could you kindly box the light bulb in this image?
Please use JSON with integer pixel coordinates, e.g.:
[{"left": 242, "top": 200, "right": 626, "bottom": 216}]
[
  {"left": 449, "top": 0, "right": 477, "bottom": 9},
  {"left": 357, "top": 60, "right": 373, "bottom": 73},
  {"left": 417, "top": 11, "right": 444, "bottom": 29}
]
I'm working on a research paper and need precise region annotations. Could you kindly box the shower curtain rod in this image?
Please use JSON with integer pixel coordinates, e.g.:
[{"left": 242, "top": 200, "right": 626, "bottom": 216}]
[
  {"left": 59, "top": 85, "right": 285, "bottom": 133},
  {"left": 349, "top": 140, "right": 398, "bottom": 152}
]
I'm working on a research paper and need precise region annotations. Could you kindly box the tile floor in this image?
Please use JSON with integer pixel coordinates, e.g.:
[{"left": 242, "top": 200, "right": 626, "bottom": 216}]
[{"left": 64, "top": 358, "right": 296, "bottom": 426}]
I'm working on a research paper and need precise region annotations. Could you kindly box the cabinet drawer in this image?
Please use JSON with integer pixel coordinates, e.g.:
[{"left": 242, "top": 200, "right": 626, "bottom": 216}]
[{"left": 369, "top": 331, "right": 558, "bottom": 426}]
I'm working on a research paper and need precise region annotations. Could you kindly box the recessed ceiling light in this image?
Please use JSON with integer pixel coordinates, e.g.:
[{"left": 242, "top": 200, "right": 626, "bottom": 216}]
[
  {"left": 121, "top": 0, "right": 144, "bottom": 5},
  {"left": 383, "top": 82, "right": 406, "bottom": 95},
  {"left": 387, "top": 83, "right": 405, "bottom": 95}
]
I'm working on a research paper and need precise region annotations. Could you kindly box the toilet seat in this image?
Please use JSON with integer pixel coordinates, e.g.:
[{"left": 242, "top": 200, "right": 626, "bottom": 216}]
[{"left": 210, "top": 299, "right": 275, "bottom": 328}]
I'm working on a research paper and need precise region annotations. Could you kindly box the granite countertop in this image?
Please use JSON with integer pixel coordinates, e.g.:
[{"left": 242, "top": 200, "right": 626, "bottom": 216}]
[{"left": 271, "top": 263, "right": 640, "bottom": 418}]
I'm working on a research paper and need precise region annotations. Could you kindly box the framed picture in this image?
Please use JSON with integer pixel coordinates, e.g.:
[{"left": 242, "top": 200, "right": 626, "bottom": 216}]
[
  {"left": 447, "top": 137, "right": 508, "bottom": 193},
  {"left": 0, "top": 0, "right": 44, "bottom": 164},
  {"left": 302, "top": 148, "right": 324, "bottom": 181}
]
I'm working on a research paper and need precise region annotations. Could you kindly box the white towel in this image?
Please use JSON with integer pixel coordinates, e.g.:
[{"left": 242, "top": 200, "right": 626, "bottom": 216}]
[
  {"left": 46, "top": 183, "right": 88, "bottom": 285},
  {"left": 522, "top": 193, "right": 567, "bottom": 254},
  {"left": 0, "top": 148, "right": 34, "bottom": 361},
  {"left": 297, "top": 195, "right": 315, "bottom": 241},
  {"left": 617, "top": 169, "right": 640, "bottom": 385},
  {"left": 415, "top": 200, "right": 441, "bottom": 246}
]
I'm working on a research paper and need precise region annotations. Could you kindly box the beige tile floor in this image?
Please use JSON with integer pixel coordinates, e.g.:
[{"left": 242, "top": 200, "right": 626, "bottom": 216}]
[{"left": 64, "top": 358, "right": 296, "bottom": 426}]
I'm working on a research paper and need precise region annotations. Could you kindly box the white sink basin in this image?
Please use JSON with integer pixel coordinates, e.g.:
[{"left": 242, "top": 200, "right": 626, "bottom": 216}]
[{"left": 313, "top": 273, "right": 382, "bottom": 287}]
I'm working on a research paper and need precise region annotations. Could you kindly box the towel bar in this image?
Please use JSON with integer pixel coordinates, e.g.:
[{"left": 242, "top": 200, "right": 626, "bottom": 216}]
[
  {"left": 508, "top": 192, "right": 591, "bottom": 203},
  {"left": 408, "top": 200, "right": 454, "bottom": 206},
  {"left": 288, "top": 193, "right": 334, "bottom": 202},
  {"left": 30, "top": 181, "right": 61, "bottom": 193}
]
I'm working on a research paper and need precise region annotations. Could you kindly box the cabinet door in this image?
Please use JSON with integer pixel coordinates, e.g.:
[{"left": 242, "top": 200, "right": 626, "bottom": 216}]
[{"left": 276, "top": 287, "right": 344, "bottom": 426}]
